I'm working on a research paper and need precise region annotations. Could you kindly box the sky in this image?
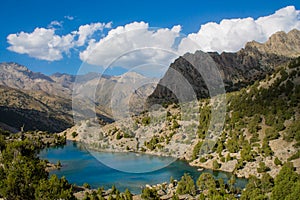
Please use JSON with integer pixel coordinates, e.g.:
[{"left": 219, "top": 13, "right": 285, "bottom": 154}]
[{"left": 0, "top": 0, "right": 300, "bottom": 76}]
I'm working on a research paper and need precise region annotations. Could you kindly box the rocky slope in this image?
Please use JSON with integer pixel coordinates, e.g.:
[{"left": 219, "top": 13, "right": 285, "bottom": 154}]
[
  {"left": 66, "top": 57, "right": 300, "bottom": 179},
  {"left": 0, "top": 63, "right": 158, "bottom": 132},
  {"left": 148, "top": 29, "right": 300, "bottom": 105},
  {"left": 246, "top": 29, "right": 300, "bottom": 57},
  {"left": 0, "top": 63, "right": 72, "bottom": 96},
  {"left": 0, "top": 85, "right": 73, "bottom": 132}
]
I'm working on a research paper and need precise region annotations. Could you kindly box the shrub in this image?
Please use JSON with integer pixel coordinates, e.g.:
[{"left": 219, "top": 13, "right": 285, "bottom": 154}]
[
  {"left": 191, "top": 141, "right": 203, "bottom": 160},
  {"left": 196, "top": 173, "right": 216, "bottom": 191},
  {"left": 116, "top": 132, "right": 122, "bottom": 140},
  {"left": 213, "top": 160, "right": 220, "bottom": 170},
  {"left": 257, "top": 162, "right": 270, "bottom": 173},
  {"left": 199, "top": 157, "right": 207, "bottom": 163},
  {"left": 176, "top": 173, "right": 196, "bottom": 195},
  {"left": 142, "top": 116, "right": 151, "bottom": 126},
  {"left": 71, "top": 132, "right": 78, "bottom": 138},
  {"left": 261, "top": 140, "right": 273, "bottom": 157},
  {"left": 274, "top": 157, "right": 282, "bottom": 166},
  {"left": 172, "top": 120, "right": 180, "bottom": 129},
  {"left": 287, "top": 150, "right": 300, "bottom": 161},
  {"left": 264, "top": 128, "right": 279, "bottom": 141},
  {"left": 83, "top": 183, "right": 91, "bottom": 189},
  {"left": 226, "top": 153, "right": 232, "bottom": 162}
]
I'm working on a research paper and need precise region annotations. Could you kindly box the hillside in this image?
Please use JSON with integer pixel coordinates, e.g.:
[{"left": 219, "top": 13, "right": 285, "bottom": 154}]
[
  {"left": 68, "top": 56, "right": 300, "bottom": 179},
  {"left": 0, "top": 63, "right": 158, "bottom": 132},
  {"left": 148, "top": 29, "right": 300, "bottom": 105},
  {"left": 1, "top": 30, "right": 299, "bottom": 133},
  {"left": 0, "top": 85, "right": 73, "bottom": 132}
]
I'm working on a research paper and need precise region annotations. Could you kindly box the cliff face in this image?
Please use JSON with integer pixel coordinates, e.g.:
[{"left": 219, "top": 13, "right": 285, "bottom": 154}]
[
  {"left": 148, "top": 29, "right": 300, "bottom": 104},
  {"left": 246, "top": 29, "right": 300, "bottom": 58}
]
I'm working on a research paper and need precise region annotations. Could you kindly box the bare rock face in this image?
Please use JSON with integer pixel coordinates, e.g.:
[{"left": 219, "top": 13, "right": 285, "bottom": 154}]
[
  {"left": 246, "top": 29, "right": 300, "bottom": 58},
  {"left": 0, "top": 62, "right": 72, "bottom": 97},
  {"left": 148, "top": 29, "right": 299, "bottom": 105}
]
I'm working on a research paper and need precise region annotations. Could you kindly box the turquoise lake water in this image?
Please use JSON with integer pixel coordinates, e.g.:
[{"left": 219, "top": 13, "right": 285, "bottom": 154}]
[{"left": 39, "top": 141, "right": 247, "bottom": 194}]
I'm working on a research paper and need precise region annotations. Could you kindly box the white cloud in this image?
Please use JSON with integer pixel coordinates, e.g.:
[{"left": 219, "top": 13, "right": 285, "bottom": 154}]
[
  {"left": 79, "top": 21, "right": 182, "bottom": 68},
  {"left": 64, "top": 15, "right": 74, "bottom": 21},
  {"left": 179, "top": 6, "right": 300, "bottom": 53},
  {"left": 75, "top": 22, "right": 112, "bottom": 46},
  {"left": 48, "top": 20, "right": 63, "bottom": 29},
  {"left": 6, "top": 6, "right": 300, "bottom": 64},
  {"left": 7, "top": 28, "right": 75, "bottom": 61},
  {"left": 7, "top": 22, "right": 112, "bottom": 61}
]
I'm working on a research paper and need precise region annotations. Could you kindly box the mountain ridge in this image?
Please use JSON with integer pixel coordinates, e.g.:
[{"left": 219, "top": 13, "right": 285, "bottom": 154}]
[
  {"left": 147, "top": 29, "right": 300, "bottom": 105},
  {"left": 1, "top": 29, "right": 300, "bottom": 132}
]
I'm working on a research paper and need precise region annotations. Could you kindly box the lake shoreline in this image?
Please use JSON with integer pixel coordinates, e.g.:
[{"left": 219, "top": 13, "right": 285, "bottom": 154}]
[{"left": 40, "top": 140, "right": 248, "bottom": 195}]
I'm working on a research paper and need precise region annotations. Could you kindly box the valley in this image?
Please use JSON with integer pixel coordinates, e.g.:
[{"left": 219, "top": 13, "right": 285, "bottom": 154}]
[{"left": 0, "top": 29, "right": 300, "bottom": 199}]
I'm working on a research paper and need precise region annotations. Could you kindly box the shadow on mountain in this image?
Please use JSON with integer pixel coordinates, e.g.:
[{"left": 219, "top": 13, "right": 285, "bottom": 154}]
[{"left": 0, "top": 106, "right": 73, "bottom": 133}]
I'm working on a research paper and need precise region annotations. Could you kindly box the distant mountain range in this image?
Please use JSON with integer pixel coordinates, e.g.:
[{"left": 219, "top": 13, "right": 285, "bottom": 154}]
[
  {"left": 0, "top": 29, "right": 299, "bottom": 132},
  {"left": 0, "top": 63, "right": 157, "bottom": 132}
]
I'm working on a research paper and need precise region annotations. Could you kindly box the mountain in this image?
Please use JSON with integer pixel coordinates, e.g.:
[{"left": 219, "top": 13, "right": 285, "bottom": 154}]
[
  {"left": 0, "top": 85, "right": 73, "bottom": 132},
  {"left": 0, "top": 63, "right": 157, "bottom": 132},
  {"left": 70, "top": 56, "right": 300, "bottom": 178},
  {"left": 148, "top": 29, "right": 300, "bottom": 105},
  {"left": 1, "top": 29, "right": 299, "bottom": 133},
  {"left": 246, "top": 29, "right": 300, "bottom": 57},
  {"left": 0, "top": 63, "right": 72, "bottom": 96}
]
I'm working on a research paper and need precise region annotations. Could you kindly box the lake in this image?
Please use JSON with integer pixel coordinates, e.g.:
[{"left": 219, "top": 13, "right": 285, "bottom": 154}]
[{"left": 39, "top": 141, "right": 247, "bottom": 194}]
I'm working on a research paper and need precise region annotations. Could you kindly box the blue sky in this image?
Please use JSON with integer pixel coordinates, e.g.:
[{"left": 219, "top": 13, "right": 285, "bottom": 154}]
[{"left": 0, "top": 0, "right": 299, "bottom": 76}]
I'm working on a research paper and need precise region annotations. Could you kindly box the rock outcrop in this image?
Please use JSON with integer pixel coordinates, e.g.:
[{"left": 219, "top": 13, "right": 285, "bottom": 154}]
[{"left": 148, "top": 29, "right": 300, "bottom": 105}]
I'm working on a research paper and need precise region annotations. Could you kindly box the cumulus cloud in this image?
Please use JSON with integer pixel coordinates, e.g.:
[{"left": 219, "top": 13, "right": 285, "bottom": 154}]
[
  {"left": 179, "top": 6, "right": 300, "bottom": 53},
  {"left": 79, "top": 21, "right": 182, "bottom": 68},
  {"left": 7, "top": 22, "right": 112, "bottom": 61},
  {"left": 7, "top": 28, "right": 75, "bottom": 61},
  {"left": 75, "top": 22, "right": 112, "bottom": 46},
  {"left": 6, "top": 6, "right": 300, "bottom": 65}
]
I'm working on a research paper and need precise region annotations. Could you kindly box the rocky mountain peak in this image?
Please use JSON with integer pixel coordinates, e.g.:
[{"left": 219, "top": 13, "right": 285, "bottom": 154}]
[
  {"left": 245, "top": 29, "right": 300, "bottom": 58},
  {"left": 0, "top": 62, "right": 54, "bottom": 82},
  {"left": 148, "top": 29, "right": 300, "bottom": 105}
]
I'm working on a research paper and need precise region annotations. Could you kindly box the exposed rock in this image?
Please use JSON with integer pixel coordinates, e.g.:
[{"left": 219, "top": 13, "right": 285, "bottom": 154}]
[
  {"left": 220, "top": 160, "right": 238, "bottom": 173},
  {"left": 246, "top": 29, "right": 300, "bottom": 58},
  {"left": 178, "top": 194, "right": 195, "bottom": 199},
  {"left": 157, "top": 189, "right": 166, "bottom": 196},
  {"left": 148, "top": 30, "right": 300, "bottom": 105},
  {"left": 160, "top": 194, "right": 173, "bottom": 200}
]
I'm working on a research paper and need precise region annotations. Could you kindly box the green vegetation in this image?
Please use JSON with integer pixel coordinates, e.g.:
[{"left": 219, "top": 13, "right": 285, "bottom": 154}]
[
  {"left": 288, "top": 150, "right": 300, "bottom": 161},
  {"left": 271, "top": 162, "right": 300, "bottom": 200},
  {"left": 0, "top": 130, "right": 74, "bottom": 200},
  {"left": 141, "top": 187, "right": 159, "bottom": 200},
  {"left": 83, "top": 183, "right": 91, "bottom": 189},
  {"left": 176, "top": 173, "right": 196, "bottom": 195},
  {"left": 71, "top": 131, "right": 78, "bottom": 138},
  {"left": 1, "top": 57, "right": 300, "bottom": 199},
  {"left": 274, "top": 157, "right": 282, "bottom": 166},
  {"left": 191, "top": 141, "right": 203, "bottom": 160},
  {"left": 83, "top": 185, "right": 133, "bottom": 200},
  {"left": 212, "top": 160, "right": 220, "bottom": 170},
  {"left": 35, "top": 175, "right": 74, "bottom": 200},
  {"left": 145, "top": 136, "right": 161, "bottom": 150},
  {"left": 197, "top": 106, "right": 211, "bottom": 139},
  {"left": 264, "top": 127, "right": 279, "bottom": 141},
  {"left": 141, "top": 116, "right": 151, "bottom": 126},
  {"left": 257, "top": 162, "right": 270, "bottom": 173}
]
